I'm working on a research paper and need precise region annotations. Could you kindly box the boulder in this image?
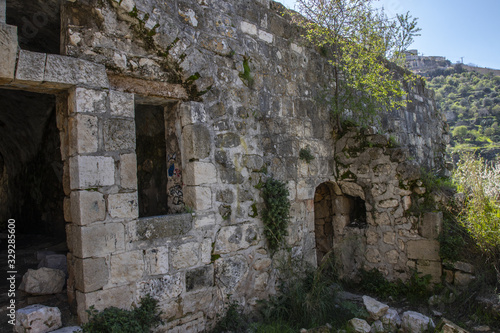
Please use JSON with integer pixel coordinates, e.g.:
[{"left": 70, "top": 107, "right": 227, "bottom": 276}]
[
  {"left": 38, "top": 254, "right": 68, "bottom": 275},
  {"left": 401, "top": 311, "right": 435, "bottom": 333},
  {"left": 363, "top": 295, "right": 389, "bottom": 320},
  {"left": 436, "top": 318, "right": 469, "bottom": 333},
  {"left": 348, "top": 318, "right": 371, "bottom": 333},
  {"left": 371, "top": 320, "right": 385, "bottom": 333},
  {"left": 19, "top": 267, "right": 66, "bottom": 295},
  {"left": 381, "top": 308, "right": 401, "bottom": 330},
  {"left": 14, "top": 304, "right": 62, "bottom": 333}
]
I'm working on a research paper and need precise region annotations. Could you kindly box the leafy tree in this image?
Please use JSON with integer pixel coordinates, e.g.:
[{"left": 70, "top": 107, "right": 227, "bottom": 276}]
[
  {"left": 291, "top": 0, "right": 421, "bottom": 130},
  {"left": 452, "top": 125, "right": 468, "bottom": 142}
]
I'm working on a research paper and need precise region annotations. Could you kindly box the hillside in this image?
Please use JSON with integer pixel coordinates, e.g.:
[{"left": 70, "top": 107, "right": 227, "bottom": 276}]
[{"left": 422, "top": 64, "right": 500, "bottom": 161}]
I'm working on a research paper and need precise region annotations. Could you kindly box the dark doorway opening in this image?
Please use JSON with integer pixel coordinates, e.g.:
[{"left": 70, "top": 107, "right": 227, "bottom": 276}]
[
  {"left": 314, "top": 183, "right": 334, "bottom": 264},
  {"left": 6, "top": 0, "right": 61, "bottom": 54}
]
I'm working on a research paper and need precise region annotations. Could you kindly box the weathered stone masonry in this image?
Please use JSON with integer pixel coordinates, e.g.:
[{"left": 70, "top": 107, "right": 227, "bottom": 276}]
[{"left": 0, "top": 0, "right": 450, "bottom": 331}]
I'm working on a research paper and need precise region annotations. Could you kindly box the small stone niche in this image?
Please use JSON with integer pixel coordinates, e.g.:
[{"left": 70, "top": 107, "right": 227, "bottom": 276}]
[
  {"left": 346, "top": 194, "right": 367, "bottom": 228},
  {"left": 135, "top": 102, "right": 184, "bottom": 218}
]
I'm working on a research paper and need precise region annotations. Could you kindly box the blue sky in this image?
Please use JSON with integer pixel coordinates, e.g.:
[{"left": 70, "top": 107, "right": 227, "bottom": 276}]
[{"left": 277, "top": 0, "right": 500, "bottom": 70}]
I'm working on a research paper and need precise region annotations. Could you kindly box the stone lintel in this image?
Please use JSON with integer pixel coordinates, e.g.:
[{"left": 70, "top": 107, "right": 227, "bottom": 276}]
[
  {"left": 108, "top": 74, "right": 188, "bottom": 100},
  {"left": 137, "top": 213, "right": 193, "bottom": 240}
]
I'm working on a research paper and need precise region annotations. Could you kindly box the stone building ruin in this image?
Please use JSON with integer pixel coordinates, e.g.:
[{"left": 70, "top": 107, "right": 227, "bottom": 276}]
[{"left": 0, "top": 0, "right": 451, "bottom": 331}]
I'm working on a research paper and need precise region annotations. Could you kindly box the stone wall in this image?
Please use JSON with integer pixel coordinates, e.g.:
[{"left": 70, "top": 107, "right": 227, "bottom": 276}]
[{"left": 0, "top": 0, "right": 450, "bottom": 331}]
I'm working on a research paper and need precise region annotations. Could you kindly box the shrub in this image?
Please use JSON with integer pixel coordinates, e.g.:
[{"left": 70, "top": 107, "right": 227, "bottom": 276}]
[
  {"left": 453, "top": 153, "right": 500, "bottom": 279},
  {"left": 80, "top": 295, "right": 162, "bottom": 333}
]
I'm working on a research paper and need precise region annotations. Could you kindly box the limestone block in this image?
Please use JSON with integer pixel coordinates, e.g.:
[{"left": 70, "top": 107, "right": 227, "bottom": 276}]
[
  {"left": 214, "top": 223, "right": 259, "bottom": 254},
  {"left": 182, "top": 290, "right": 214, "bottom": 318},
  {"left": 339, "top": 181, "right": 365, "bottom": 200},
  {"left": 419, "top": 212, "right": 442, "bottom": 239},
  {"left": 70, "top": 190, "right": 106, "bottom": 225},
  {"left": 182, "top": 124, "right": 211, "bottom": 160},
  {"left": 184, "top": 186, "right": 212, "bottom": 210},
  {"left": 137, "top": 273, "right": 183, "bottom": 302},
  {"left": 255, "top": 272, "right": 269, "bottom": 291},
  {"left": 372, "top": 320, "right": 385, "bottom": 333},
  {"left": 15, "top": 305, "right": 62, "bottom": 333},
  {"left": 453, "top": 261, "right": 474, "bottom": 274},
  {"left": 258, "top": 29, "right": 274, "bottom": 43},
  {"left": 184, "top": 162, "right": 217, "bottom": 185},
  {"left": 383, "top": 232, "right": 395, "bottom": 244},
  {"left": 195, "top": 214, "right": 216, "bottom": 229},
  {"left": 15, "top": 49, "right": 46, "bottom": 82},
  {"left": 0, "top": 23, "right": 17, "bottom": 83},
  {"left": 44, "top": 54, "right": 79, "bottom": 87},
  {"left": 145, "top": 246, "right": 169, "bottom": 275},
  {"left": 297, "top": 180, "right": 314, "bottom": 200},
  {"left": 110, "top": 250, "right": 144, "bottom": 285},
  {"left": 70, "top": 222, "right": 125, "bottom": 258},
  {"left": 201, "top": 238, "right": 212, "bottom": 264},
  {"left": 73, "top": 257, "right": 108, "bottom": 292},
  {"left": 243, "top": 155, "right": 264, "bottom": 172},
  {"left": 108, "top": 192, "right": 139, "bottom": 219},
  {"left": 69, "top": 156, "right": 115, "bottom": 189},
  {"left": 348, "top": 318, "right": 371, "bottom": 333},
  {"left": 64, "top": 197, "right": 72, "bottom": 222},
  {"left": 378, "top": 199, "right": 399, "bottom": 208},
  {"left": 180, "top": 102, "right": 206, "bottom": 127},
  {"left": 401, "top": 311, "right": 435, "bottom": 333},
  {"left": 240, "top": 21, "right": 257, "bottom": 35},
  {"left": 365, "top": 248, "right": 381, "bottom": 263},
  {"left": 291, "top": 43, "right": 303, "bottom": 54},
  {"left": 381, "top": 308, "right": 401, "bottom": 330},
  {"left": 137, "top": 214, "right": 192, "bottom": 240},
  {"left": 363, "top": 296, "right": 389, "bottom": 320},
  {"left": 416, "top": 260, "right": 442, "bottom": 284},
  {"left": 19, "top": 268, "right": 66, "bottom": 295},
  {"left": 76, "top": 285, "right": 135, "bottom": 322},
  {"left": 407, "top": 240, "right": 440, "bottom": 260},
  {"left": 171, "top": 242, "right": 200, "bottom": 269},
  {"left": 333, "top": 195, "right": 352, "bottom": 214},
  {"left": 186, "top": 265, "right": 214, "bottom": 292},
  {"left": 77, "top": 58, "right": 109, "bottom": 89},
  {"left": 454, "top": 271, "right": 475, "bottom": 286},
  {"left": 366, "top": 230, "right": 379, "bottom": 245},
  {"left": 386, "top": 249, "right": 400, "bottom": 264},
  {"left": 109, "top": 90, "right": 134, "bottom": 118},
  {"left": 69, "top": 114, "right": 99, "bottom": 155},
  {"left": 436, "top": 318, "right": 469, "bottom": 333},
  {"left": 253, "top": 258, "right": 272, "bottom": 271},
  {"left": 69, "top": 87, "right": 108, "bottom": 114},
  {"left": 214, "top": 255, "right": 248, "bottom": 291},
  {"left": 104, "top": 118, "right": 136, "bottom": 151},
  {"left": 120, "top": 153, "right": 138, "bottom": 189}
]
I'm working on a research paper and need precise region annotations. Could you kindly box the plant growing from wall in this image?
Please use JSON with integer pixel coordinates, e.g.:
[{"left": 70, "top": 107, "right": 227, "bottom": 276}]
[
  {"left": 80, "top": 294, "right": 162, "bottom": 333},
  {"left": 261, "top": 177, "right": 291, "bottom": 251},
  {"left": 290, "top": 0, "right": 421, "bottom": 131},
  {"left": 299, "top": 147, "right": 315, "bottom": 163}
]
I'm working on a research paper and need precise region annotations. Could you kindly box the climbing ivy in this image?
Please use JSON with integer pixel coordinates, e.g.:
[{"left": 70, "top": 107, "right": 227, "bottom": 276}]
[{"left": 261, "top": 178, "right": 291, "bottom": 251}]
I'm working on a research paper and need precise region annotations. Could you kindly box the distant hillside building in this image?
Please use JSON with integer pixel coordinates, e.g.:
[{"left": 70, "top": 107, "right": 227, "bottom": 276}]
[{"left": 404, "top": 49, "right": 451, "bottom": 73}]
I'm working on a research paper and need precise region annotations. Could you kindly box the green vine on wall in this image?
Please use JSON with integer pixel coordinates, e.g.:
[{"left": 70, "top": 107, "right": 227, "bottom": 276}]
[{"left": 261, "top": 177, "right": 291, "bottom": 251}]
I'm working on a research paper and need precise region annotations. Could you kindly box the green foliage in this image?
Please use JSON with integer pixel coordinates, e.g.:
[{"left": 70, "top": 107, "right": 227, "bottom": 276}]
[
  {"left": 299, "top": 147, "right": 315, "bottom": 163},
  {"left": 353, "top": 268, "right": 434, "bottom": 304},
  {"left": 210, "top": 300, "right": 248, "bottom": 333},
  {"left": 261, "top": 178, "right": 291, "bottom": 251},
  {"left": 239, "top": 56, "right": 254, "bottom": 88},
  {"left": 80, "top": 295, "right": 162, "bottom": 333},
  {"left": 291, "top": 0, "right": 421, "bottom": 130},
  {"left": 257, "top": 257, "right": 363, "bottom": 330},
  {"left": 452, "top": 153, "right": 500, "bottom": 275},
  {"left": 426, "top": 68, "right": 500, "bottom": 158},
  {"left": 438, "top": 216, "right": 467, "bottom": 262}
]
